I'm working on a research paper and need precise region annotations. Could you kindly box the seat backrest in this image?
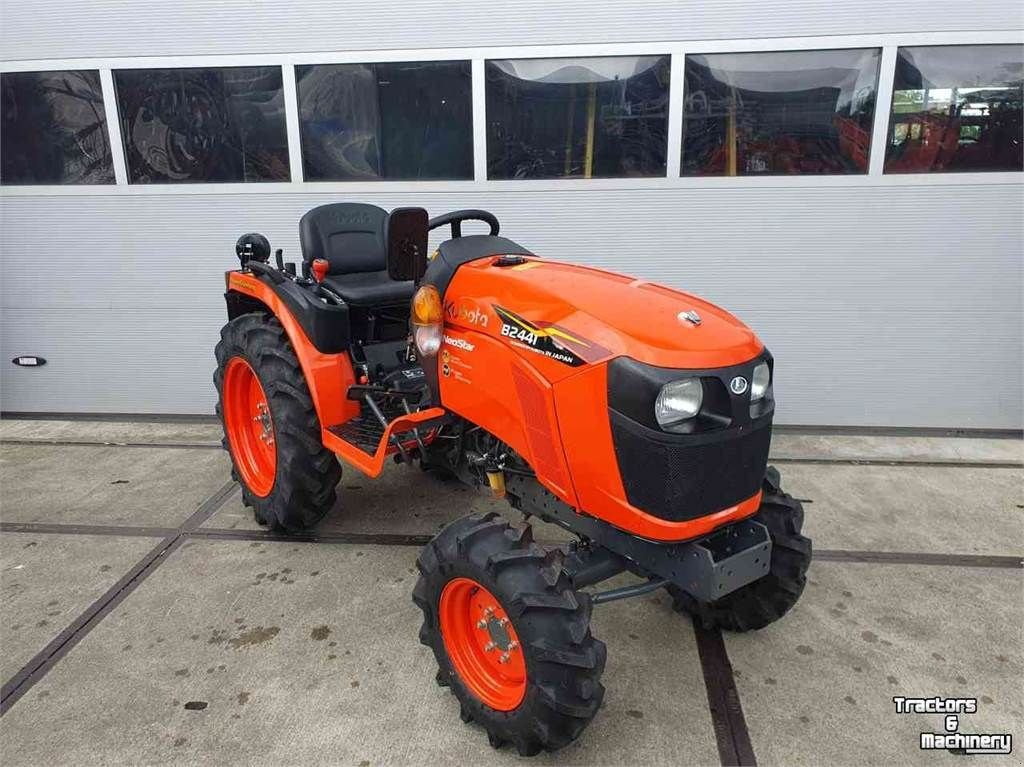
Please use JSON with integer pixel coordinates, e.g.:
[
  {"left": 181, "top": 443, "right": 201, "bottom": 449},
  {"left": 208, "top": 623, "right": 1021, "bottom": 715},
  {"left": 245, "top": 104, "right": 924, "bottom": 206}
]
[{"left": 299, "top": 203, "right": 388, "bottom": 275}]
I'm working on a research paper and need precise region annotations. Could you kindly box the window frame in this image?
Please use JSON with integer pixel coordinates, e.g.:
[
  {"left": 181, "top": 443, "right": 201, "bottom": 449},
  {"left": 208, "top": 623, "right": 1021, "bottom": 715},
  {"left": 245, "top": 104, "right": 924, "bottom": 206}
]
[
  {"left": 112, "top": 64, "right": 293, "bottom": 185},
  {"left": 1, "top": 29, "right": 1020, "bottom": 195},
  {"left": 0, "top": 68, "right": 116, "bottom": 185},
  {"left": 294, "top": 59, "right": 475, "bottom": 182},
  {"left": 882, "top": 43, "right": 1024, "bottom": 175},
  {"left": 678, "top": 46, "right": 885, "bottom": 177},
  {"left": 483, "top": 53, "right": 673, "bottom": 180}
]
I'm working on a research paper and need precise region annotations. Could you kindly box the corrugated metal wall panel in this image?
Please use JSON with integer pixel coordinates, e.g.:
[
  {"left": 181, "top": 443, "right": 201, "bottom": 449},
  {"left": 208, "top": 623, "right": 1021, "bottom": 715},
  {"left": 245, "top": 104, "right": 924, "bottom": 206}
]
[
  {"left": 2, "top": 185, "right": 1021, "bottom": 427},
  {"left": 1, "top": 0, "right": 1020, "bottom": 60}
]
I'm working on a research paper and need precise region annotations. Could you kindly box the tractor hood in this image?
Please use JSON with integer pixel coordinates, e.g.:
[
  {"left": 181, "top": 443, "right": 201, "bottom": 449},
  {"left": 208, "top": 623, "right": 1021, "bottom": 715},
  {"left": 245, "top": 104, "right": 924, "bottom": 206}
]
[{"left": 446, "top": 257, "right": 763, "bottom": 373}]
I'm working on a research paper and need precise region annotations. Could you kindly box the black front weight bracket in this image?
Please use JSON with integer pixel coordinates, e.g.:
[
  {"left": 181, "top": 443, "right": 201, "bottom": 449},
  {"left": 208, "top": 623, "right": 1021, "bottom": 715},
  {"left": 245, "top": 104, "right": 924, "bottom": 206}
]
[{"left": 506, "top": 474, "right": 771, "bottom": 604}]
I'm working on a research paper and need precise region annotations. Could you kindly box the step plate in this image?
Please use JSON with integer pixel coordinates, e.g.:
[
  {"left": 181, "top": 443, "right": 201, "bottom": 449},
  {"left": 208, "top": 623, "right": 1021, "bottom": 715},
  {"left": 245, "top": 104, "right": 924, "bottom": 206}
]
[{"left": 329, "top": 400, "right": 412, "bottom": 456}]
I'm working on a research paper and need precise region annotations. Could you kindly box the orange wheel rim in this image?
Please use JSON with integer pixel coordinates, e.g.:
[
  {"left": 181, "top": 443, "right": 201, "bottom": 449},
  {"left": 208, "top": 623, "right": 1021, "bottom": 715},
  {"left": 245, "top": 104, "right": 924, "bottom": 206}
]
[
  {"left": 223, "top": 356, "right": 276, "bottom": 497},
  {"left": 439, "top": 577, "right": 526, "bottom": 711}
]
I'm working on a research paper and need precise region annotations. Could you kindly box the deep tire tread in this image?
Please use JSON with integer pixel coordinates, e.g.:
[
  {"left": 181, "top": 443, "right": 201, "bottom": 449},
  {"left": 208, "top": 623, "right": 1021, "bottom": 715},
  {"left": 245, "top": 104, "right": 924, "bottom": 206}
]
[
  {"left": 414, "top": 514, "right": 606, "bottom": 755},
  {"left": 214, "top": 312, "right": 341, "bottom": 532}
]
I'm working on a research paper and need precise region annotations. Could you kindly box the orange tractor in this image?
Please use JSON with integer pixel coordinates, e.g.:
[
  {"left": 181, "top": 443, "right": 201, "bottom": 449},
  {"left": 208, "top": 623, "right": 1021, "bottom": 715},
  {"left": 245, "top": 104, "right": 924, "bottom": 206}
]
[{"left": 215, "top": 204, "right": 811, "bottom": 755}]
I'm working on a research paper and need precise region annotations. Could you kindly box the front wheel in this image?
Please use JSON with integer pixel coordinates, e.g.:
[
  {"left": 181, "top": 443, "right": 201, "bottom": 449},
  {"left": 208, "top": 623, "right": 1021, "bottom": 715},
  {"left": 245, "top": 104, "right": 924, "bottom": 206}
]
[
  {"left": 413, "top": 512, "right": 606, "bottom": 756},
  {"left": 214, "top": 312, "right": 341, "bottom": 532},
  {"left": 669, "top": 466, "right": 812, "bottom": 632}
]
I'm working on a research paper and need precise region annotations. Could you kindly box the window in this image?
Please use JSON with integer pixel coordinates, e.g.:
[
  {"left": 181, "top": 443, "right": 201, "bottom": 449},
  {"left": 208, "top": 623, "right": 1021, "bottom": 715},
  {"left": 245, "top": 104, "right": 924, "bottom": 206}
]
[
  {"left": 886, "top": 45, "right": 1023, "bottom": 173},
  {"left": 296, "top": 61, "right": 472, "bottom": 181},
  {"left": 681, "top": 49, "right": 881, "bottom": 176},
  {"left": 1, "top": 70, "right": 114, "bottom": 185},
  {"left": 486, "top": 56, "right": 670, "bottom": 179},
  {"left": 113, "top": 67, "right": 289, "bottom": 183}
]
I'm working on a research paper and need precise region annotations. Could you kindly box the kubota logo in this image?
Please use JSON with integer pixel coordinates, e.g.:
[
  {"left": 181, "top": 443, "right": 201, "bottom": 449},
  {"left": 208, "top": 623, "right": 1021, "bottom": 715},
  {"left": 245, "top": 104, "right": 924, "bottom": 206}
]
[
  {"left": 445, "top": 299, "right": 489, "bottom": 328},
  {"left": 730, "top": 376, "right": 749, "bottom": 395}
]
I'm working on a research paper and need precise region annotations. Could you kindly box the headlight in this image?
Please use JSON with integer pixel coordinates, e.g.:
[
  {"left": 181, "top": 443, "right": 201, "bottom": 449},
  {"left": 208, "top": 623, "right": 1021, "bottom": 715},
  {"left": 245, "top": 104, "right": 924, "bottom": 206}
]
[
  {"left": 414, "top": 325, "right": 442, "bottom": 356},
  {"left": 655, "top": 378, "right": 703, "bottom": 429},
  {"left": 751, "top": 361, "right": 771, "bottom": 401}
]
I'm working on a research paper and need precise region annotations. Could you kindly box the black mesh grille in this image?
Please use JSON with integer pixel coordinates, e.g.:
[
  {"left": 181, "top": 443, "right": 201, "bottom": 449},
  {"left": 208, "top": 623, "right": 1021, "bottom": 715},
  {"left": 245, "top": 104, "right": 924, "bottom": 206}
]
[{"left": 610, "top": 412, "right": 772, "bottom": 522}]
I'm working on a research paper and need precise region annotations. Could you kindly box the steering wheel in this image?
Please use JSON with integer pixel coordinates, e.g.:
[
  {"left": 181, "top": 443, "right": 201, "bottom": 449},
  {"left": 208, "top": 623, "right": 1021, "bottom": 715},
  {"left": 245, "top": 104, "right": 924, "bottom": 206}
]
[{"left": 428, "top": 209, "right": 500, "bottom": 239}]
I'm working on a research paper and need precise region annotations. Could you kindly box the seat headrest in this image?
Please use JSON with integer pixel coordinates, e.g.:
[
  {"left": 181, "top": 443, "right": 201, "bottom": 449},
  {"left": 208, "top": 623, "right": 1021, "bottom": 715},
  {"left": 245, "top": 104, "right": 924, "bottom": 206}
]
[{"left": 299, "top": 203, "right": 388, "bottom": 274}]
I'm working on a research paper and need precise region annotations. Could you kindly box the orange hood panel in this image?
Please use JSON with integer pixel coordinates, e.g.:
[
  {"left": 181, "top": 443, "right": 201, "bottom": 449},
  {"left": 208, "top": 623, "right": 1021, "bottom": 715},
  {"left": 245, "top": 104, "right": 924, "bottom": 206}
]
[{"left": 445, "top": 257, "right": 763, "bottom": 377}]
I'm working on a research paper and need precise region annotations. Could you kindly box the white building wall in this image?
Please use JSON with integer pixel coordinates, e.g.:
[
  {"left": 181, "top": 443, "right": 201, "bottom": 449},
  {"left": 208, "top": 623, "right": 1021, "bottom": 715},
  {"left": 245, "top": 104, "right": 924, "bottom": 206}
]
[
  {"left": 0, "top": 0, "right": 1019, "bottom": 60},
  {"left": 1, "top": 1, "right": 1022, "bottom": 428}
]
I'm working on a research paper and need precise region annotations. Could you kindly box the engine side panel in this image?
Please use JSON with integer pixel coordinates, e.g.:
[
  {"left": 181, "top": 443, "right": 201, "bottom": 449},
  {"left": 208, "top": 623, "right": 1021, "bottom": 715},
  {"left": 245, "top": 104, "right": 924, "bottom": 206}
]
[{"left": 436, "top": 325, "right": 577, "bottom": 505}]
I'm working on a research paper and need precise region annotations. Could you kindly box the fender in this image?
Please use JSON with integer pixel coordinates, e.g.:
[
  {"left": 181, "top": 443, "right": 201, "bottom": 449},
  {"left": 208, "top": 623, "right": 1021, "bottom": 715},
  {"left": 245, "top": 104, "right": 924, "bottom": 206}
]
[{"left": 224, "top": 271, "right": 359, "bottom": 427}]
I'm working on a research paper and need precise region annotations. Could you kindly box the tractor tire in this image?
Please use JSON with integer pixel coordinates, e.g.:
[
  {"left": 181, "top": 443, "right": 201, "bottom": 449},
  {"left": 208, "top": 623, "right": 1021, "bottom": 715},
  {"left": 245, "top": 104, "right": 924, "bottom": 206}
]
[
  {"left": 413, "top": 512, "right": 606, "bottom": 756},
  {"left": 214, "top": 312, "right": 341, "bottom": 532},
  {"left": 668, "top": 466, "right": 811, "bottom": 632}
]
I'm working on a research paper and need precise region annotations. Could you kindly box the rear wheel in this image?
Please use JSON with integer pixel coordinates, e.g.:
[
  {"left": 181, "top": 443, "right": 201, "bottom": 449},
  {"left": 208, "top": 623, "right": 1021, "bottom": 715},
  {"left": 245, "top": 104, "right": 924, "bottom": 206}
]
[
  {"left": 214, "top": 312, "right": 341, "bottom": 532},
  {"left": 413, "top": 512, "right": 606, "bottom": 756},
  {"left": 669, "top": 466, "right": 811, "bottom": 632}
]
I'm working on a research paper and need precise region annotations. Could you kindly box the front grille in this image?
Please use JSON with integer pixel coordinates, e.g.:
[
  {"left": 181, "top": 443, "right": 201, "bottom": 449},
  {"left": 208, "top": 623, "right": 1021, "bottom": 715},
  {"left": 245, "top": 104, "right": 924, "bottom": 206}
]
[{"left": 610, "top": 411, "right": 771, "bottom": 522}]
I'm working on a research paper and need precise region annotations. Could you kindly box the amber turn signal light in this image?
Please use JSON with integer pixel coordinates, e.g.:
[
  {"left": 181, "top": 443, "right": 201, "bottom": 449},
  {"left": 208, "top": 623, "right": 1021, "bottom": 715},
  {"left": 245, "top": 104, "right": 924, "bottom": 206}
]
[{"left": 412, "top": 285, "right": 443, "bottom": 325}]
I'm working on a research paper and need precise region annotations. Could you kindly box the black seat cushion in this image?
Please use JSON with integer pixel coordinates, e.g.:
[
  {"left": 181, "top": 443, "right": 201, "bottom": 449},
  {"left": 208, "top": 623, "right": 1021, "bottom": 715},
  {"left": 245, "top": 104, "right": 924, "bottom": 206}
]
[
  {"left": 299, "top": 203, "right": 388, "bottom": 274},
  {"left": 322, "top": 271, "right": 415, "bottom": 307}
]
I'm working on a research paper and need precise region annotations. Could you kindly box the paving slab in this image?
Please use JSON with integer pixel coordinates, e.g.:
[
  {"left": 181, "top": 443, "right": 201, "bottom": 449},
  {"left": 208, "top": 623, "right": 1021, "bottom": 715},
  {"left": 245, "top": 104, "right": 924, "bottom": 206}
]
[
  {"left": 0, "top": 538, "right": 716, "bottom": 766},
  {"left": 778, "top": 463, "right": 1024, "bottom": 556},
  {"left": 0, "top": 531, "right": 161, "bottom": 682},
  {"left": 0, "top": 443, "right": 231, "bottom": 527},
  {"left": 0, "top": 419, "right": 221, "bottom": 447},
  {"left": 771, "top": 433, "right": 1022, "bottom": 465},
  {"left": 727, "top": 561, "right": 1023, "bottom": 767}
]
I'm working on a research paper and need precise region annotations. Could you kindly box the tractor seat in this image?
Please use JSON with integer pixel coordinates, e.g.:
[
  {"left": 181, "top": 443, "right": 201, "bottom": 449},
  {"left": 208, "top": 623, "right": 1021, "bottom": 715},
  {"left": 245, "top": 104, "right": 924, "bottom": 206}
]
[
  {"left": 321, "top": 271, "right": 413, "bottom": 307},
  {"left": 299, "top": 202, "right": 415, "bottom": 308}
]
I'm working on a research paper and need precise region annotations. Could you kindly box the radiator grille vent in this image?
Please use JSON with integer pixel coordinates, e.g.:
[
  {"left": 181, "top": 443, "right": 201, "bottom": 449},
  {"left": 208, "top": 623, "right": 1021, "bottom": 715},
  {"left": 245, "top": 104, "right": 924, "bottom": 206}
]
[{"left": 510, "top": 365, "right": 568, "bottom": 491}]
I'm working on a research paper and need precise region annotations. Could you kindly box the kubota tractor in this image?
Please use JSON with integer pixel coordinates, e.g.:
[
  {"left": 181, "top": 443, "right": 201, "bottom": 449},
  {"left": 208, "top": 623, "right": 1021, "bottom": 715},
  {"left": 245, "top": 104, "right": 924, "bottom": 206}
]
[{"left": 215, "top": 204, "right": 812, "bottom": 755}]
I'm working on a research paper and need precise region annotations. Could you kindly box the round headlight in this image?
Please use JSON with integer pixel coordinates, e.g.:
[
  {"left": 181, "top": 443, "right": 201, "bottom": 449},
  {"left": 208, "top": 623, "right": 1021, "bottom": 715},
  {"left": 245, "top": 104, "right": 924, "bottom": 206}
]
[
  {"left": 751, "top": 362, "right": 771, "bottom": 401},
  {"left": 655, "top": 378, "right": 703, "bottom": 429}
]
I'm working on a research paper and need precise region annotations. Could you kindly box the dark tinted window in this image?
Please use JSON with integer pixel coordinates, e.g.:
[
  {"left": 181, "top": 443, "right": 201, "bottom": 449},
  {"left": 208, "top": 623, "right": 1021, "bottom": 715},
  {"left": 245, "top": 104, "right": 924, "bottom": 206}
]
[
  {"left": 114, "top": 67, "right": 289, "bottom": 183},
  {"left": 486, "top": 56, "right": 670, "bottom": 179},
  {"left": 296, "top": 61, "right": 472, "bottom": 180},
  {"left": 1, "top": 70, "right": 113, "bottom": 185},
  {"left": 681, "top": 49, "right": 881, "bottom": 176},
  {"left": 886, "top": 45, "right": 1023, "bottom": 173}
]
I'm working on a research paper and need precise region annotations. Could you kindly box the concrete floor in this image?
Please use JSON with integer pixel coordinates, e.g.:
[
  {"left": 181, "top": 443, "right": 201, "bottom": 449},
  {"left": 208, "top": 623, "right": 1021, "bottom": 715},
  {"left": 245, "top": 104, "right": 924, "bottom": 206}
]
[{"left": 0, "top": 419, "right": 1021, "bottom": 766}]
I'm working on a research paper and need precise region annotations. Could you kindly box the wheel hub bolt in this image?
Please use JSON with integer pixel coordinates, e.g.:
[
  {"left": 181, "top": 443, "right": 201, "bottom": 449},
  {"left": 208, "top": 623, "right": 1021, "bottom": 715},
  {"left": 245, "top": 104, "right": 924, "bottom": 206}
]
[
  {"left": 476, "top": 619, "right": 487, "bottom": 629},
  {"left": 499, "top": 652, "right": 510, "bottom": 664},
  {"left": 484, "top": 641, "right": 497, "bottom": 652}
]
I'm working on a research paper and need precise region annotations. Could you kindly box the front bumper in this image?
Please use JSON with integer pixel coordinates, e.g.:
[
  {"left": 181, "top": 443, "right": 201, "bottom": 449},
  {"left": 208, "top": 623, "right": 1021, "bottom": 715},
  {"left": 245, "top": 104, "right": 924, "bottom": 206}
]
[{"left": 672, "top": 517, "right": 772, "bottom": 601}]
